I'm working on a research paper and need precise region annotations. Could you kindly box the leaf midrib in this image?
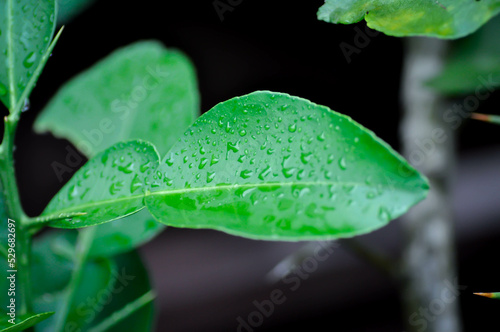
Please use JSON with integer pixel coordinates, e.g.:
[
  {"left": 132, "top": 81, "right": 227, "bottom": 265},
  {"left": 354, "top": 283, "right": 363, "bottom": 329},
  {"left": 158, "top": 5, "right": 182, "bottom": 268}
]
[
  {"left": 146, "top": 180, "right": 416, "bottom": 197},
  {"left": 45, "top": 193, "right": 145, "bottom": 215},
  {"left": 46, "top": 178, "right": 417, "bottom": 216}
]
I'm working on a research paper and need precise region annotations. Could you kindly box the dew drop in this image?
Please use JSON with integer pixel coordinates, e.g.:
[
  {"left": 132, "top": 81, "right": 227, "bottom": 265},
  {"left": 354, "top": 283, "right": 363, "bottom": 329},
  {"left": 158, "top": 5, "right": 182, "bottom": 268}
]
[
  {"left": 110, "top": 181, "right": 125, "bottom": 195},
  {"left": 23, "top": 52, "right": 36, "bottom": 68},
  {"left": 282, "top": 168, "right": 296, "bottom": 178},
  {"left": 207, "top": 171, "right": 216, "bottom": 183},
  {"left": 240, "top": 170, "right": 253, "bottom": 179},
  {"left": 227, "top": 141, "right": 240, "bottom": 153},
  {"left": 378, "top": 207, "right": 391, "bottom": 222},
  {"left": 130, "top": 174, "right": 143, "bottom": 193},
  {"left": 258, "top": 166, "right": 272, "bottom": 180},
  {"left": 338, "top": 157, "right": 347, "bottom": 170},
  {"left": 199, "top": 158, "right": 208, "bottom": 169},
  {"left": 300, "top": 152, "right": 312, "bottom": 164},
  {"left": 210, "top": 154, "right": 219, "bottom": 166}
]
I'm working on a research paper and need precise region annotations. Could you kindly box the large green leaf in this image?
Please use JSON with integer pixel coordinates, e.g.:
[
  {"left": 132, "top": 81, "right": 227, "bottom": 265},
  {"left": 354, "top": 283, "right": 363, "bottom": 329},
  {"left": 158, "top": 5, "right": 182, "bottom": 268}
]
[
  {"left": 35, "top": 40, "right": 199, "bottom": 157},
  {"left": 317, "top": 0, "right": 500, "bottom": 39},
  {"left": 0, "top": 0, "right": 56, "bottom": 112},
  {"left": 146, "top": 91, "right": 429, "bottom": 240},
  {"left": 427, "top": 16, "right": 500, "bottom": 95},
  {"left": 42, "top": 140, "right": 160, "bottom": 228},
  {"left": 0, "top": 312, "right": 54, "bottom": 332},
  {"left": 57, "top": 0, "right": 97, "bottom": 24}
]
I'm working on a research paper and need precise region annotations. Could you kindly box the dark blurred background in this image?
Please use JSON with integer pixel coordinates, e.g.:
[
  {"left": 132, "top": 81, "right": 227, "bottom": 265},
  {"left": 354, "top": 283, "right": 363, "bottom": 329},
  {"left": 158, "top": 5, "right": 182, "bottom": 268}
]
[{"left": 2, "top": 0, "right": 500, "bottom": 331}]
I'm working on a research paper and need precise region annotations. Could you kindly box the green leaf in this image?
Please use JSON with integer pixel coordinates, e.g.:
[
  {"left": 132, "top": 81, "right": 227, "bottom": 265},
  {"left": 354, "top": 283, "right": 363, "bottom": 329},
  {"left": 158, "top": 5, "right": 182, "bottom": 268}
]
[
  {"left": 36, "top": 40, "right": 196, "bottom": 254},
  {"left": 32, "top": 230, "right": 116, "bottom": 332},
  {"left": 0, "top": 0, "right": 57, "bottom": 112},
  {"left": 63, "top": 258, "right": 116, "bottom": 331},
  {"left": 427, "top": 16, "right": 500, "bottom": 95},
  {"left": 31, "top": 231, "right": 155, "bottom": 332},
  {"left": 87, "top": 209, "right": 165, "bottom": 258},
  {"left": 87, "top": 291, "right": 155, "bottom": 332},
  {"left": 0, "top": 312, "right": 54, "bottom": 332},
  {"left": 42, "top": 140, "right": 160, "bottom": 228},
  {"left": 317, "top": 0, "right": 500, "bottom": 39},
  {"left": 88, "top": 251, "right": 155, "bottom": 332},
  {"left": 35, "top": 40, "right": 200, "bottom": 157},
  {"left": 145, "top": 91, "right": 429, "bottom": 240},
  {"left": 57, "top": 0, "right": 97, "bottom": 24}
]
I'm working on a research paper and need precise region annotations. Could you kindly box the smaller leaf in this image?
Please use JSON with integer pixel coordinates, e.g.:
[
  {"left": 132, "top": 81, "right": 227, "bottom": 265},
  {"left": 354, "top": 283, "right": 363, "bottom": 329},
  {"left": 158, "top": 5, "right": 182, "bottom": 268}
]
[
  {"left": 42, "top": 140, "right": 160, "bottom": 229},
  {"left": 471, "top": 113, "right": 500, "bottom": 125},
  {"left": 0, "top": 312, "right": 54, "bottom": 332}
]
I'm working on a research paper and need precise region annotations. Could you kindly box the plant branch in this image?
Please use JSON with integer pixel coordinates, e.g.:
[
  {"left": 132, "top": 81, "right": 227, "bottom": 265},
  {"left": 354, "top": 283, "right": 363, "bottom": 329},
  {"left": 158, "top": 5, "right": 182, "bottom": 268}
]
[
  {"left": 1, "top": 113, "right": 32, "bottom": 320},
  {"left": 399, "top": 37, "right": 461, "bottom": 332}
]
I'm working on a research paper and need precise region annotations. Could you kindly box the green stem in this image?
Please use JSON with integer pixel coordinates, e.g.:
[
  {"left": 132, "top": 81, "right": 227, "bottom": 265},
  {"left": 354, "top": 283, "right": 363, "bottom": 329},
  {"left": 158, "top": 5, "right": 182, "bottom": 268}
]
[{"left": 1, "top": 115, "right": 32, "bottom": 319}]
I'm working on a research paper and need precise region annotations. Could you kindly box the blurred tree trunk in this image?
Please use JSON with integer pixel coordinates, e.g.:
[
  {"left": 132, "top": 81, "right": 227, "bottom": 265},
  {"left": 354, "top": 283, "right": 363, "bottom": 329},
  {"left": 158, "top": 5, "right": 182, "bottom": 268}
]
[{"left": 400, "top": 37, "right": 462, "bottom": 332}]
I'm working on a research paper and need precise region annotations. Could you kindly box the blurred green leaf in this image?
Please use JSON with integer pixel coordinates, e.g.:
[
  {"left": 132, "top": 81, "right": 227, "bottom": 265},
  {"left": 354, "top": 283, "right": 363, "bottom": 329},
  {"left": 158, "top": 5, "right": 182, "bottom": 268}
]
[
  {"left": 87, "top": 209, "right": 165, "bottom": 258},
  {"left": 0, "top": 0, "right": 56, "bottom": 112},
  {"left": 42, "top": 141, "right": 160, "bottom": 228},
  {"left": 36, "top": 40, "right": 197, "bottom": 255},
  {"left": 31, "top": 231, "right": 154, "bottom": 332},
  {"left": 427, "top": 16, "right": 500, "bottom": 95},
  {"left": 146, "top": 91, "right": 429, "bottom": 240},
  {"left": 35, "top": 40, "right": 199, "bottom": 157},
  {"left": 57, "top": 0, "right": 97, "bottom": 24},
  {"left": 0, "top": 312, "right": 54, "bottom": 332},
  {"left": 87, "top": 290, "right": 155, "bottom": 332},
  {"left": 317, "top": 0, "right": 500, "bottom": 39},
  {"left": 89, "top": 251, "right": 155, "bottom": 332}
]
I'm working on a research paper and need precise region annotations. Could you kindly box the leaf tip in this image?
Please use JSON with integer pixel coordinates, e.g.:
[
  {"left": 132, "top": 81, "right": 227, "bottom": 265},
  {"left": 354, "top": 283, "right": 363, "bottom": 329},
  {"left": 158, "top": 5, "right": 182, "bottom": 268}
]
[
  {"left": 471, "top": 113, "right": 490, "bottom": 122},
  {"left": 471, "top": 113, "right": 500, "bottom": 125}
]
